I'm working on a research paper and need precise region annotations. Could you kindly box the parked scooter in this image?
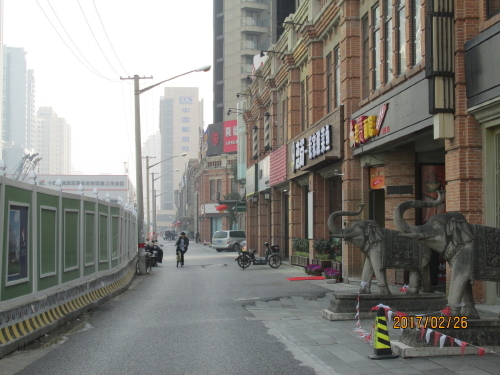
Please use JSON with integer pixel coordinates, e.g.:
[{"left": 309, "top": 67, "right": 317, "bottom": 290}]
[
  {"left": 145, "top": 240, "right": 163, "bottom": 266},
  {"left": 235, "top": 242, "right": 281, "bottom": 269}
]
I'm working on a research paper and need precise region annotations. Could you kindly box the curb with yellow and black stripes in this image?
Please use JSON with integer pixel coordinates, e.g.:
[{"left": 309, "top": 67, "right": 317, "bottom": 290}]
[{"left": 0, "top": 258, "right": 137, "bottom": 359}]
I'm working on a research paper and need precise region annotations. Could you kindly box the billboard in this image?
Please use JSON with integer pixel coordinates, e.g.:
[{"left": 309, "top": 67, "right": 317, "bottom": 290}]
[
  {"left": 223, "top": 120, "right": 238, "bottom": 153},
  {"left": 206, "top": 122, "right": 223, "bottom": 156}
]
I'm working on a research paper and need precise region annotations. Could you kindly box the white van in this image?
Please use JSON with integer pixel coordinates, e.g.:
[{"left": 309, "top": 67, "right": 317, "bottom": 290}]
[{"left": 212, "top": 230, "right": 246, "bottom": 252}]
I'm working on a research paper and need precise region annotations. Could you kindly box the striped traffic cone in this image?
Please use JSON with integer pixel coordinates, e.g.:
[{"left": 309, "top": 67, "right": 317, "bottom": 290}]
[{"left": 369, "top": 307, "right": 399, "bottom": 360}]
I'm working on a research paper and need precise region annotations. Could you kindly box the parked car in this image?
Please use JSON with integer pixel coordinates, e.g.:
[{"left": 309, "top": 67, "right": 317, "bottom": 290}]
[{"left": 212, "top": 230, "right": 246, "bottom": 252}]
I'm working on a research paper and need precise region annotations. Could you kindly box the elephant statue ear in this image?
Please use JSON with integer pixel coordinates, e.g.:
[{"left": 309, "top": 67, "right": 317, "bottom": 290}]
[
  {"left": 445, "top": 218, "right": 474, "bottom": 247},
  {"left": 365, "top": 223, "right": 383, "bottom": 244}
]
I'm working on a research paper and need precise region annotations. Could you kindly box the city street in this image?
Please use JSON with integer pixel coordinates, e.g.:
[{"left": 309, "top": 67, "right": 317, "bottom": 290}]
[{"left": 1, "top": 240, "right": 500, "bottom": 375}]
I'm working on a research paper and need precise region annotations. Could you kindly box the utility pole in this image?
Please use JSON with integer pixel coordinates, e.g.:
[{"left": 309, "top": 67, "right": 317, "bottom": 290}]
[
  {"left": 120, "top": 75, "right": 152, "bottom": 275},
  {"left": 143, "top": 155, "right": 156, "bottom": 240}
]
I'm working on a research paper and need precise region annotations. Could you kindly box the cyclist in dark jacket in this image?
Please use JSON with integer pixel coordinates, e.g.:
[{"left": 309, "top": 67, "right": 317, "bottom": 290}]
[{"left": 175, "top": 232, "right": 189, "bottom": 266}]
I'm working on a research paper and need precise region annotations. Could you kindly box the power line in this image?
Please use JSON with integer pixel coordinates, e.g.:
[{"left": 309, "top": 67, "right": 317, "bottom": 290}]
[
  {"left": 36, "top": 0, "right": 117, "bottom": 82},
  {"left": 91, "top": 0, "right": 129, "bottom": 76},
  {"left": 77, "top": 0, "right": 122, "bottom": 77}
]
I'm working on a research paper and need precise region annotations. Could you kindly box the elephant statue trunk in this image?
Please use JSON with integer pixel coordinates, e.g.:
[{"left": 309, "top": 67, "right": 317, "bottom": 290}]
[
  {"left": 394, "top": 191, "right": 445, "bottom": 237},
  {"left": 327, "top": 204, "right": 364, "bottom": 239}
]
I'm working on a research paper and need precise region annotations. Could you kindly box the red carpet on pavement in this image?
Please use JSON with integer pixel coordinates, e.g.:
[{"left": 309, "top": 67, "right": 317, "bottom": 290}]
[{"left": 287, "top": 276, "right": 325, "bottom": 281}]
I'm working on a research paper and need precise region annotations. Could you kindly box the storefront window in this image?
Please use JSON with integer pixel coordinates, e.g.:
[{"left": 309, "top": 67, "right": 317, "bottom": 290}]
[{"left": 488, "top": 0, "right": 500, "bottom": 18}]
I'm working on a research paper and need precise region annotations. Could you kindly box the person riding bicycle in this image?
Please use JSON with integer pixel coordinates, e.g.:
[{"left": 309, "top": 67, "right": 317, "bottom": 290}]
[{"left": 175, "top": 232, "right": 189, "bottom": 266}]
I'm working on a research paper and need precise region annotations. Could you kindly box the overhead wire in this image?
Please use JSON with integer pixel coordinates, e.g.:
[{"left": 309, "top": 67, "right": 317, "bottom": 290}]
[
  {"left": 76, "top": 0, "right": 122, "bottom": 78},
  {"left": 36, "top": 0, "right": 117, "bottom": 82},
  {"left": 91, "top": 0, "right": 129, "bottom": 77}
]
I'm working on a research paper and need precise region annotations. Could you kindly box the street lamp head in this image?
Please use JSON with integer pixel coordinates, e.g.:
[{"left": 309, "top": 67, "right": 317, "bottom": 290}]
[
  {"left": 195, "top": 65, "right": 211, "bottom": 72},
  {"left": 174, "top": 169, "right": 180, "bottom": 172},
  {"left": 178, "top": 153, "right": 188, "bottom": 157}
]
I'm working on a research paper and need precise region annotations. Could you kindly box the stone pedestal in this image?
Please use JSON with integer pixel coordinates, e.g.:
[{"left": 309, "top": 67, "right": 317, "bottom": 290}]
[{"left": 322, "top": 291, "right": 447, "bottom": 321}]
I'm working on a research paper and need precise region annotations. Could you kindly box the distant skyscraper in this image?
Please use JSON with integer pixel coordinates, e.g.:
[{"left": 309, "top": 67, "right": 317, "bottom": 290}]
[
  {"left": 3, "top": 46, "right": 30, "bottom": 148},
  {"left": 0, "top": 0, "right": 4, "bottom": 157},
  {"left": 158, "top": 87, "right": 203, "bottom": 225},
  {"left": 34, "top": 107, "right": 71, "bottom": 175},
  {"left": 212, "top": 0, "right": 296, "bottom": 123}
]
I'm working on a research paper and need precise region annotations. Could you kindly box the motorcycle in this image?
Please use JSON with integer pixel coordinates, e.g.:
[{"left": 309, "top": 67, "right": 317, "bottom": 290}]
[
  {"left": 145, "top": 240, "right": 163, "bottom": 266},
  {"left": 235, "top": 242, "right": 282, "bottom": 269}
]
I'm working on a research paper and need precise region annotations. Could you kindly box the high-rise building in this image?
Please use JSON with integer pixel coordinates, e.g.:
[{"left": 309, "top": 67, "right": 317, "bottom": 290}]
[
  {"left": 34, "top": 107, "right": 71, "bottom": 175},
  {"left": 158, "top": 87, "right": 203, "bottom": 230},
  {"left": 212, "top": 0, "right": 296, "bottom": 124},
  {"left": 142, "top": 130, "right": 162, "bottom": 231},
  {"left": 0, "top": 1, "right": 4, "bottom": 157}
]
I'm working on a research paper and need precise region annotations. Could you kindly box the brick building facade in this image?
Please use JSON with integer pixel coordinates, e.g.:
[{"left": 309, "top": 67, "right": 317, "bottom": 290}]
[{"left": 241, "top": 0, "right": 500, "bottom": 304}]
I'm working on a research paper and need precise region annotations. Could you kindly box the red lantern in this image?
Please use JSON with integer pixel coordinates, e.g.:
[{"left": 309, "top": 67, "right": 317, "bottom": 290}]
[{"left": 216, "top": 204, "right": 229, "bottom": 212}]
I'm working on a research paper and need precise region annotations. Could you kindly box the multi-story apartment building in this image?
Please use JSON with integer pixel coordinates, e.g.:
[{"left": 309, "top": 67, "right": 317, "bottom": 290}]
[
  {"left": 241, "top": 0, "right": 500, "bottom": 306},
  {"left": 2, "top": 46, "right": 35, "bottom": 168},
  {"left": 213, "top": 0, "right": 298, "bottom": 124},
  {"left": 34, "top": 107, "right": 71, "bottom": 175},
  {"left": 157, "top": 87, "right": 204, "bottom": 232}
]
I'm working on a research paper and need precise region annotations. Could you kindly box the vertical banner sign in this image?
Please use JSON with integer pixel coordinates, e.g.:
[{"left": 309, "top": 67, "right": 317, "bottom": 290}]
[
  {"left": 223, "top": 120, "right": 238, "bottom": 153},
  {"left": 7, "top": 205, "right": 29, "bottom": 282}
]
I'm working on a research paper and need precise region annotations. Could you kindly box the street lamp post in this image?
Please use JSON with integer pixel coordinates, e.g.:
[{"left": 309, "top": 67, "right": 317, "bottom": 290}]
[
  {"left": 151, "top": 168, "right": 179, "bottom": 234},
  {"left": 153, "top": 190, "right": 173, "bottom": 236},
  {"left": 121, "top": 65, "right": 211, "bottom": 275},
  {"left": 146, "top": 156, "right": 185, "bottom": 240}
]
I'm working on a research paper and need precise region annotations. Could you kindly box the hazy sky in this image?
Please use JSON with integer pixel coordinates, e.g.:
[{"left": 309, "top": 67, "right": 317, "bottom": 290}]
[{"left": 4, "top": 0, "right": 213, "bottom": 178}]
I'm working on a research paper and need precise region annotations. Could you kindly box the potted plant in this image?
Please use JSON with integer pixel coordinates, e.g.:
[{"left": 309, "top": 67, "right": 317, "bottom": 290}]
[
  {"left": 324, "top": 267, "right": 342, "bottom": 283},
  {"left": 312, "top": 238, "right": 333, "bottom": 269},
  {"left": 305, "top": 264, "right": 323, "bottom": 276},
  {"left": 291, "top": 238, "right": 310, "bottom": 267},
  {"left": 331, "top": 239, "right": 342, "bottom": 273}
]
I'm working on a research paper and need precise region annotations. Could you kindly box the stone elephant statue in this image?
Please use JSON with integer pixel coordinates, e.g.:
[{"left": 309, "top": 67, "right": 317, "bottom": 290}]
[
  {"left": 394, "top": 190, "right": 500, "bottom": 318},
  {"left": 327, "top": 205, "right": 433, "bottom": 295}
]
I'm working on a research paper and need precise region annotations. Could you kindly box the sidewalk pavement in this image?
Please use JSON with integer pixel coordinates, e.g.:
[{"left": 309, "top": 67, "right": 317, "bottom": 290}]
[{"left": 243, "top": 262, "right": 500, "bottom": 375}]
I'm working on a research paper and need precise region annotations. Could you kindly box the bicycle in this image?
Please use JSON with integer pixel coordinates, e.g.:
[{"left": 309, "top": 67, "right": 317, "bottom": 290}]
[{"left": 176, "top": 251, "right": 182, "bottom": 268}]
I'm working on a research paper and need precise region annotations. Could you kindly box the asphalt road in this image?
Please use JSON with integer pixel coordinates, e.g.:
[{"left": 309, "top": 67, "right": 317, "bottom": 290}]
[{"left": 7, "top": 241, "right": 331, "bottom": 375}]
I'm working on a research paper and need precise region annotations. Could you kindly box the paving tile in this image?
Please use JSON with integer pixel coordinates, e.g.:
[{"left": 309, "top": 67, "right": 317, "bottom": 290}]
[
  {"left": 421, "top": 369, "right": 458, "bottom": 375},
  {"left": 268, "top": 300, "right": 282, "bottom": 308},
  {"left": 254, "top": 301, "right": 269, "bottom": 308},
  {"left": 455, "top": 370, "right": 496, "bottom": 375},
  {"left": 387, "top": 368, "right": 424, "bottom": 375},
  {"left": 406, "top": 362, "right": 445, "bottom": 371}
]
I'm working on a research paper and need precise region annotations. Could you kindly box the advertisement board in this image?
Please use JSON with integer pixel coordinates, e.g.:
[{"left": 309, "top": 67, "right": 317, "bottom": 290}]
[
  {"left": 246, "top": 165, "right": 257, "bottom": 197},
  {"left": 258, "top": 156, "right": 270, "bottom": 192},
  {"left": 206, "top": 122, "right": 223, "bottom": 156},
  {"left": 223, "top": 120, "right": 238, "bottom": 153}
]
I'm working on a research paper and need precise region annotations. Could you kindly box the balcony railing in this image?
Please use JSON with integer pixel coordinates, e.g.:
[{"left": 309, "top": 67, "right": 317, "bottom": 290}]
[{"left": 241, "top": 17, "right": 267, "bottom": 27}]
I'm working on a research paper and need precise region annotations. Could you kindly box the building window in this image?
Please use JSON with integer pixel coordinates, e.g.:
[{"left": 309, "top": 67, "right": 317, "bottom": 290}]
[
  {"left": 182, "top": 137, "right": 190, "bottom": 142},
  {"left": 412, "top": 0, "right": 422, "bottom": 66},
  {"left": 182, "top": 117, "right": 190, "bottom": 123},
  {"left": 372, "top": 4, "right": 381, "bottom": 90},
  {"left": 182, "top": 108, "right": 190, "bottom": 113},
  {"left": 217, "top": 179, "right": 222, "bottom": 198},
  {"left": 384, "top": 0, "right": 394, "bottom": 83},
  {"left": 397, "top": 0, "right": 406, "bottom": 75},
  {"left": 334, "top": 46, "right": 341, "bottom": 108},
  {"left": 301, "top": 79, "right": 308, "bottom": 130},
  {"left": 488, "top": 0, "right": 500, "bottom": 18},
  {"left": 182, "top": 127, "right": 190, "bottom": 132},
  {"left": 210, "top": 180, "right": 216, "bottom": 201},
  {"left": 230, "top": 178, "right": 239, "bottom": 194},
  {"left": 182, "top": 146, "right": 189, "bottom": 151},
  {"left": 326, "top": 53, "right": 332, "bottom": 113},
  {"left": 362, "top": 15, "right": 370, "bottom": 98}
]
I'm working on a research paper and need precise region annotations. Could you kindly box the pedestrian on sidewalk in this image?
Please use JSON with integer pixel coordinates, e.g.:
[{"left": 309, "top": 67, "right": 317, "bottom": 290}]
[{"left": 175, "top": 231, "right": 189, "bottom": 266}]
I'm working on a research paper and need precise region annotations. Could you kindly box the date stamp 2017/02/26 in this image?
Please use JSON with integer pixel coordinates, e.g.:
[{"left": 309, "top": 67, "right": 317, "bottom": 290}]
[{"left": 393, "top": 316, "right": 468, "bottom": 329}]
